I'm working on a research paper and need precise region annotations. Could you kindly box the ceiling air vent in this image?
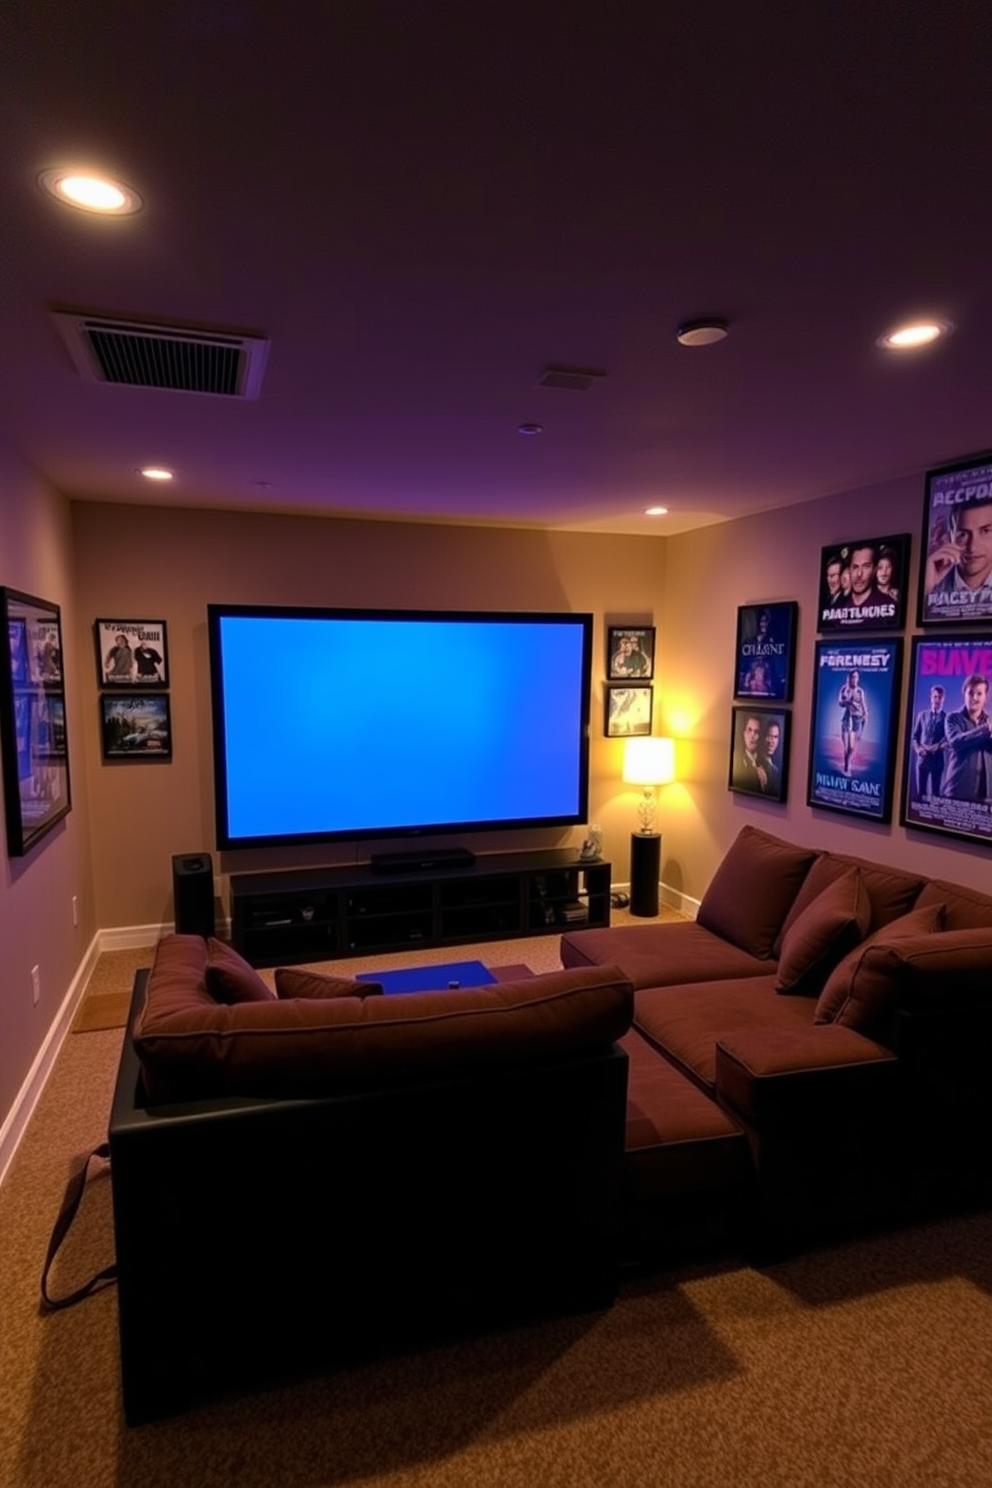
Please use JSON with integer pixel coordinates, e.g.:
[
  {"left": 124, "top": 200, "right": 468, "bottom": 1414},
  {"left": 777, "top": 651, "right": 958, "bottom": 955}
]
[
  {"left": 50, "top": 311, "right": 269, "bottom": 398},
  {"left": 538, "top": 364, "right": 607, "bottom": 391}
]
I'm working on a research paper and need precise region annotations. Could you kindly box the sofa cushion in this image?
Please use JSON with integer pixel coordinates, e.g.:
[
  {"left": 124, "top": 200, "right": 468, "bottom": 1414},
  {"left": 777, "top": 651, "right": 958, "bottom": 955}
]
[
  {"left": 561, "top": 920, "right": 773, "bottom": 989},
  {"left": 134, "top": 938, "right": 634, "bottom": 1101},
  {"left": 633, "top": 976, "right": 814, "bottom": 1095},
  {"left": 915, "top": 878, "right": 992, "bottom": 931},
  {"left": 274, "top": 968, "right": 383, "bottom": 999},
  {"left": 863, "top": 926, "right": 992, "bottom": 1017},
  {"left": 813, "top": 904, "right": 945, "bottom": 1030},
  {"left": 205, "top": 938, "right": 276, "bottom": 1004},
  {"left": 775, "top": 853, "right": 924, "bottom": 954},
  {"left": 773, "top": 867, "right": 871, "bottom": 996},
  {"left": 696, "top": 827, "right": 818, "bottom": 959}
]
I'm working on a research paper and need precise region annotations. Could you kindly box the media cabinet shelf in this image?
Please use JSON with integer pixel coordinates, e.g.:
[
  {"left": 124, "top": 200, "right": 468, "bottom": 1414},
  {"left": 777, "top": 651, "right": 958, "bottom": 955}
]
[{"left": 230, "top": 850, "right": 612, "bottom": 966}]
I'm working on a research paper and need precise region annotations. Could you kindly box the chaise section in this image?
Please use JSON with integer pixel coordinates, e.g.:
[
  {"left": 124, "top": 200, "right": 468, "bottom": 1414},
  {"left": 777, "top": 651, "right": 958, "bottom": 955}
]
[{"left": 561, "top": 920, "right": 775, "bottom": 988}]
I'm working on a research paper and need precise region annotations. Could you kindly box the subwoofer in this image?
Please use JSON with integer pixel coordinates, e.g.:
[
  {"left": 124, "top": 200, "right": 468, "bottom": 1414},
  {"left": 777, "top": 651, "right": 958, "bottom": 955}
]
[{"left": 172, "top": 852, "right": 216, "bottom": 938}]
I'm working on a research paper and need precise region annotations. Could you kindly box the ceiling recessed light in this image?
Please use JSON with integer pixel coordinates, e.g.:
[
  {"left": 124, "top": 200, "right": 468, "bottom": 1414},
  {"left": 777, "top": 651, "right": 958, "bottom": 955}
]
[
  {"left": 877, "top": 320, "right": 952, "bottom": 350},
  {"left": 138, "top": 466, "right": 174, "bottom": 481},
  {"left": 676, "top": 318, "right": 729, "bottom": 347},
  {"left": 518, "top": 422, "right": 544, "bottom": 435},
  {"left": 40, "top": 169, "right": 143, "bottom": 215},
  {"left": 645, "top": 506, "right": 669, "bottom": 516}
]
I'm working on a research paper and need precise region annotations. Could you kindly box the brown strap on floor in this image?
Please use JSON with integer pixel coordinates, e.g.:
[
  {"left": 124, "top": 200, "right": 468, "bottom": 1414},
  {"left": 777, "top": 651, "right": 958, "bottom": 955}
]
[{"left": 40, "top": 1142, "right": 118, "bottom": 1310}]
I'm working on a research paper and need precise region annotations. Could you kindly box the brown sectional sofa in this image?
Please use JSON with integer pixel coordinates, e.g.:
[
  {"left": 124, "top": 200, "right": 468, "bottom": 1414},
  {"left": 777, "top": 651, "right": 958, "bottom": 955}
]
[
  {"left": 562, "top": 825, "right": 992, "bottom": 1263},
  {"left": 108, "top": 828, "right": 992, "bottom": 1418}
]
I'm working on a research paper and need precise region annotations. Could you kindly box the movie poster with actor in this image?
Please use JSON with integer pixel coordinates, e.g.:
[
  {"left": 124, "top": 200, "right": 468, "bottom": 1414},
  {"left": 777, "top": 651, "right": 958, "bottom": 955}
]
[
  {"left": 95, "top": 619, "right": 169, "bottom": 686},
  {"left": 918, "top": 454, "right": 992, "bottom": 625},
  {"left": 900, "top": 635, "right": 992, "bottom": 846},
  {"left": 818, "top": 535, "right": 909, "bottom": 632},
  {"left": 807, "top": 639, "right": 902, "bottom": 822},
  {"left": 734, "top": 602, "right": 797, "bottom": 701}
]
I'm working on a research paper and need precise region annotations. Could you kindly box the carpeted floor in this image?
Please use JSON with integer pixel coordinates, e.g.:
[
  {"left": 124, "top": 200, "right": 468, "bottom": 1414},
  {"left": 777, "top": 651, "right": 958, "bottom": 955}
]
[{"left": 6, "top": 919, "right": 992, "bottom": 1486}]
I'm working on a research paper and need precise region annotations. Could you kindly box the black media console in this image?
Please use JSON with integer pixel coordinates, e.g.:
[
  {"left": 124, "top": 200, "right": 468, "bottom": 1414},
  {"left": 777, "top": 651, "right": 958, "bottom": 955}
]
[{"left": 230, "top": 849, "right": 612, "bottom": 967}]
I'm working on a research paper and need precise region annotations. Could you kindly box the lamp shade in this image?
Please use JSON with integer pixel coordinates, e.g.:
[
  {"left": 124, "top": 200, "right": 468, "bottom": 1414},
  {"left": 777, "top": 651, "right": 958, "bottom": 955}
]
[{"left": 622, "top": 736, "right": 675, "bottom": 787}]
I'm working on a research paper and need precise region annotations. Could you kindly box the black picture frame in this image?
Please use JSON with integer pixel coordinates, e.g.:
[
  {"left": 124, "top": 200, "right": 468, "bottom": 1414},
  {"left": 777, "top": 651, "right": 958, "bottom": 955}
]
[
  {"left": 606, "top": 625, "right": 655, "bottom": 680},
  {"left": 806, "top": 638, "right": 902, "bottom": 823},
  {"left": 817, "top": 534, "right": 910, "bottom": 632},
  {"left": 101, "top": 693, "right": 173, "bottom": 761},
  {"left": 728, "top": 706, "right": 790, "bottom": 801},
  {"left": 899, "top": 634, "right": 992, "bottom": 847},
  {"left": 95, "top": 618, "right": 169, "bottom": 687},
  {"left": 605, "top": 683, "right": 653, "bottom": 737},
  {"left": 917, "top": 452, "right": 992, "bottom": 626},
  {"left": 0, "top": 587, "right": 72, "bottom": 856},
  {"left": 733, "top": 602, "right": 798, "bottom": 701}
]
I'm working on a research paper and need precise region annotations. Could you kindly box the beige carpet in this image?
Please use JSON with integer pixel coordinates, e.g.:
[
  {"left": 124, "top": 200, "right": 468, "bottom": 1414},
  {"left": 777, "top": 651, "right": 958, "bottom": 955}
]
[{"left": 7, "top": 919, "right": 992, "bottom": 1486}]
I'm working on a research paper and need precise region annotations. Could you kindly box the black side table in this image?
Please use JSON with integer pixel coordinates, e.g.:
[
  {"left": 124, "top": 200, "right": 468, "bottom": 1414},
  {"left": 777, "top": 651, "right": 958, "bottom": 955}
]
[{"left": 629, "top": 832, "right": 661, "bottom": 917}]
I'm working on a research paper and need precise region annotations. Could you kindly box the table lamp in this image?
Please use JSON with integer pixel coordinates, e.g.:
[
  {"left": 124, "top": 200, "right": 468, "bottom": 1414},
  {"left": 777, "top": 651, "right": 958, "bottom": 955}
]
[
  {"left": 622, "top": 736, "right": 675, "bottom": 917},
  {"left": 622, "top": 736, "right": 675, "bottom": 833}
]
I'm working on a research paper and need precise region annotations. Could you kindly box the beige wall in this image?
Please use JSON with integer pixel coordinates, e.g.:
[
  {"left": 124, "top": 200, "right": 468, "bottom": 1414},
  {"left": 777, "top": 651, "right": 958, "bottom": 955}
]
[
  {"left": 658, "top": 471, "right": 992, "bottom": 900},
  {"left": 70, "top": 503, "right": 666, "bottom": 928},
  {"left": 0, "top": 443, "right": 95, "bottom": 1140}
]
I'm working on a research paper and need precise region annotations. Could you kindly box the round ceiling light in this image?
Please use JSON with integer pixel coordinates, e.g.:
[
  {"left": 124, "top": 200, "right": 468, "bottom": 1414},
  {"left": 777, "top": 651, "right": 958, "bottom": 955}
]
[
  {"left": 517, "top": 422, "right": 544, "bottom": 435},
  {"left": 877, "top": 320, "right": 952, "bottom": 350},
  {"left": 138, "top": 467, "right": 174, "bottom": 481},
  {"left": 40, "top": 169, "right": 143, "bottom": 215},
  {"left": 645, "top": 506, "right": 669, "bottom": 516},
  {"left": 676, "top": 318, "right": 729, "bottom": 347}
]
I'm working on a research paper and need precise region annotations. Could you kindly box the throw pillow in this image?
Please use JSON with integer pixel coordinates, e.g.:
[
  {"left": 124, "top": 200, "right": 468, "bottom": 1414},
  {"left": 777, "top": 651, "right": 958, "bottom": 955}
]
[
  {"left": 204, "top": 937, "right": 275, "bottom": 1004},
  {"left": 696, "top": 826, "right": 818, "bottom": 960},
  {"left": 274, "top": 968, "right": 384, "bottom": 999},
  {"left": 814, "top": 903, "right": 946, "bottom": 1027},
  {"left": 774, "top": 867, "right": 871, "bottom": 996}
]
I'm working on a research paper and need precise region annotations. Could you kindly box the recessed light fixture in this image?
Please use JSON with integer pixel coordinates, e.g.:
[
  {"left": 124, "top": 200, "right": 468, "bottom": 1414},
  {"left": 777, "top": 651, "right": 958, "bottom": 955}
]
[
  {"left": 877, "top": 319, "right": 952, "bottom": 350},
  {"left": 518, "top": 422, "right": 544, "bottom": 436},
  {"left": 40, "top": 168, "right": 143, "bottom": 215},
  {"left": 676, "top": 318, "right": 729, "bottom": 347},
  {"left": 645, "top": 506, "right": 669, "bottom": 516},
  {"left": 138, "top": 466, "right": 174, "bottom": 481}
]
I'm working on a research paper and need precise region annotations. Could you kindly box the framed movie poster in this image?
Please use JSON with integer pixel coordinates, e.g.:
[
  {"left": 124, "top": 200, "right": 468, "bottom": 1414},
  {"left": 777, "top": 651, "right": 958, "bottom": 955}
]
[
  {"left": 0, "top": 587, "right": 72, "bottom": 855},
  {"left": 605, "top": 684, "right": 653, "bottom": 737},
  {"left": 728, "top": 706, "right": 790, "bottom": 802},
  {"left": 817, "top": 534, "right": 909, "bottom": 632},
  {"left": 606, "top": 626, "right": 655, "bottom": 680},
  {"left": 734, "top": 602, "right": 797, "bottom": 701},
  {"left": 900, "top": 634, "right": 992, "bottom": 847},
  {"left": 95, "top": 618, "right": 169, "bottom": 686},
  {"left": 101, "top": 693, "right": 173, "bottom": 760},
  {"left": 807, "top": 639, "right": 902, "bottom": 822},
  {"left": 917, "top": 453, "right": 992, "bottom": 625}
]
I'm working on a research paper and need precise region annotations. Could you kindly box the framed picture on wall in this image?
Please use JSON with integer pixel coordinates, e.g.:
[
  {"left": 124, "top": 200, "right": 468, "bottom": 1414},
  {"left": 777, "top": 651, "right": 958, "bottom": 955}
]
[
  {"left": 0, "top": 587, "right": 72, "bottom": 856},
  {"left": 807, "top": 638, "right": 902, "bottom": 822},
  {"left": 727, "top": 706, "right": 790, "bottom": 801},
  {"left": 733, "top": 602, "right": 797, "bottom": 701},
  {"left": 917, "top": 453, "right": 992, "bottom": 625},
  {"left": 817, "top": 534, "right": 909, "bottom": 632},
  {"left": 605, "top": 683, "right": 653, "bottom": 737},
  {"left": 900, "top": 634, "right": 992, "bottom": 846},
  {"left": 95, "top": 619, "right": 169, "bottom": 686},
  {"left": 100, "top": 693, "right": 173, "bottom": 760},
  {"left": 606, "top": 626, "right": 655, "bottom": 680}
]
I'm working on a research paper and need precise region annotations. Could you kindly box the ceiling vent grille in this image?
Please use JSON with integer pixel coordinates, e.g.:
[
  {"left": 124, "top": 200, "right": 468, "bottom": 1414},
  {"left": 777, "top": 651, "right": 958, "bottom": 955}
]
[
  {"left": 50, "top": 311, "right": 269, "bottom": 398},
  {"left": 538, "top": 364, "right": 607, "bottom": 391}
]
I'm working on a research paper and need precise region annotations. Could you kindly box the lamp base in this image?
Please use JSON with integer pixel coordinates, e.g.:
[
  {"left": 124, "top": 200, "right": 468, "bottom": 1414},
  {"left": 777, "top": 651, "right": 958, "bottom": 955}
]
[{"left": 629, "top": 832, "right": 661, "bottom": 917}]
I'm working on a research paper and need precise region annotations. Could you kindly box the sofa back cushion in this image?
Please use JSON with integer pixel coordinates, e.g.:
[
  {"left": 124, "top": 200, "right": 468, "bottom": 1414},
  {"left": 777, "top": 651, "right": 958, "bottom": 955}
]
[
  {"left": 274, "top": 968, "right": 383, "bottom": 999},
  {"left": 915, "top": 878, "right": 992, "bottom": 931},
  {"left": 774, "top": 853, "right": 925, "bottom": 955},
  {"left": 813, "top": 903, "right": 945, "bottom": 1033},
  {"left": 773, "top": 867, "right": 872, "bottom": 996},
  {"left": 696, "top": 827, "right": 818, "bottom": 960},
  {"left": 134, "top": 936, "right": 634, "bottom": 1102}
]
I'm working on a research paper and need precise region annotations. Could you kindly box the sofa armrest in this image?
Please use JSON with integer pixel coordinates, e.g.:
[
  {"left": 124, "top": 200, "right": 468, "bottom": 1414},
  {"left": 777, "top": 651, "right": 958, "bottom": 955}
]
[{"left": 715, "top": 1025, "right": 898, "bottom": 1126}]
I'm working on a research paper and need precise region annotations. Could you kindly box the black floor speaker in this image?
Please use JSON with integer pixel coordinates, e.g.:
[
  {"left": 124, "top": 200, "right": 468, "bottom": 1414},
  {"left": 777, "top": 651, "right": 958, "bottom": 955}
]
[{"left": 172, "top": 852, "right": 216, "bottom": 938}]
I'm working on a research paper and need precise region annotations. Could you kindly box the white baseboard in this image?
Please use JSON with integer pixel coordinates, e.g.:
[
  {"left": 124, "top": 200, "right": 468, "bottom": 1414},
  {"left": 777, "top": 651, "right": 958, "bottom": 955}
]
[{"left": 0, "top": 931, "right": 101, "bottom": 1190}]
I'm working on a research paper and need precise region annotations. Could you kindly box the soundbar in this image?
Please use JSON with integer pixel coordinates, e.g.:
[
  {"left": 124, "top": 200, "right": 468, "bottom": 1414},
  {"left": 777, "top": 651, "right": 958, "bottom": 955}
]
[{"left": 370, "top": 847, "right": 477, "bottom": 875}]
